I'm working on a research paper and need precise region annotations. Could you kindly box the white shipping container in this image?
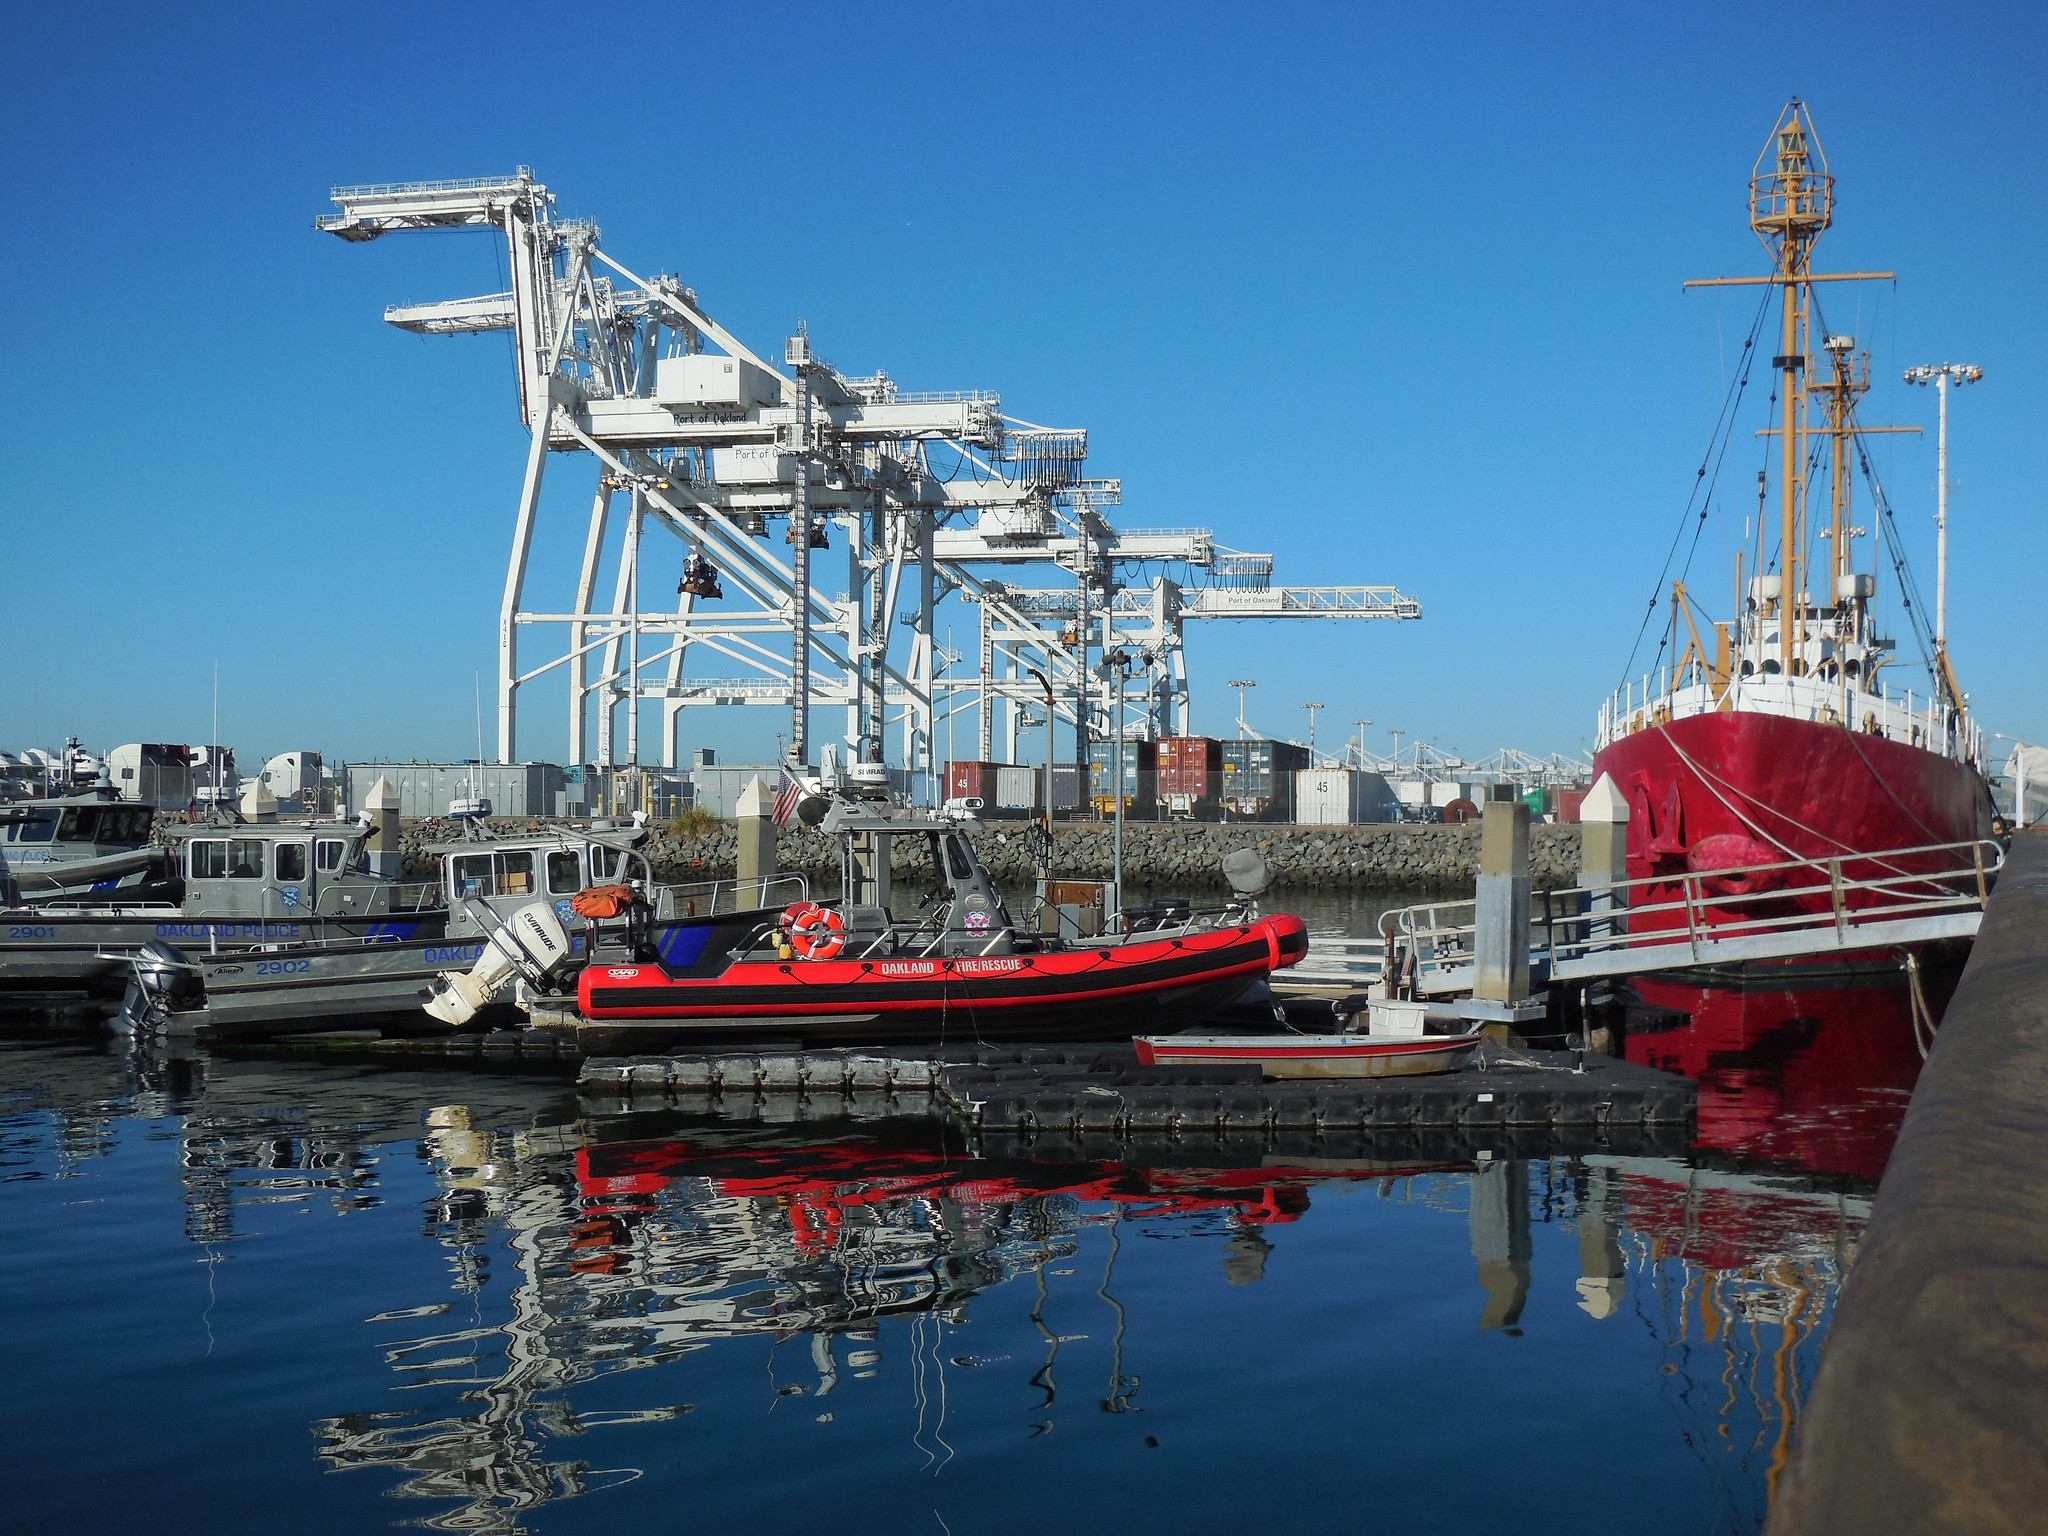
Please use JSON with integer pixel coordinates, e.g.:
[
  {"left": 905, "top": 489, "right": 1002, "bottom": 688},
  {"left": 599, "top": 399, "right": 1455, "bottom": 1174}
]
[
  {"left": 1429, "top": 780, "right": 1477, "bottom": 808},
  {"left": 1393, "top": 779, "right": 1430, "bottom": 808},
  {"left": 1293, "top": 769, "right": 1400, "bottom": 825},
  {"left": 995, "top": 766, "right": 1039, "bottom": 810}
]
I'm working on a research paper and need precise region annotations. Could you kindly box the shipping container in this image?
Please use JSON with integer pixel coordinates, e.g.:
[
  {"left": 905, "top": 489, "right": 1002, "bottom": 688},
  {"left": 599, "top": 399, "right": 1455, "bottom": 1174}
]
[
  {"left": 1049, "top": 764, "right": 1083, "bottom": 813},
  {"left": 945, "top": 761, "right": 1003, "bottom": 803},
  {"left": 1427, "top": 780, "right": 1478, "bottom": 809},
  {"left": 1557, "top": 786, "right": 1589, "bottom": 823},
  {"left": 1085, "top": 740, "right": 1157, "bottom": 807},
  {"left": 1293, "top": 769, "right": 1400, "bottom": 825},
  {"left": 343, "top": 762, "right": 567, "bottom": 820},
  {"left": 1221, "top": 739, "right": 1311, "bottom": 820},
  {"left": 994, "top": 766, "right": 1039, "bottom": 815},
  {"left": 1155, "top": 736, "right": 1224, "bottom": 799}
]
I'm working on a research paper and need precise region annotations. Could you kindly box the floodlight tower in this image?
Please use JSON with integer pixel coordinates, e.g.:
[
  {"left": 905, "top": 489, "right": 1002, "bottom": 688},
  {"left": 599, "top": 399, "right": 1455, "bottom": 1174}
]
[
  {"left": 1902, "top": 363, "right": 1983, "bottom": 650},
  {"left": 1301, "top": 702, "right": 1325, "bottom": 763},
  {"left": 1228, "top": 680, "right": 1257, "bottom": 739}
]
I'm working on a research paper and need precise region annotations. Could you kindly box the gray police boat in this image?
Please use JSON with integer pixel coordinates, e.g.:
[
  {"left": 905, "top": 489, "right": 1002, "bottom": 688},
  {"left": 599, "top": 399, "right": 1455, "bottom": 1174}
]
[{"left": 108, "top": 822, "right": 757, "bottom": 1041}]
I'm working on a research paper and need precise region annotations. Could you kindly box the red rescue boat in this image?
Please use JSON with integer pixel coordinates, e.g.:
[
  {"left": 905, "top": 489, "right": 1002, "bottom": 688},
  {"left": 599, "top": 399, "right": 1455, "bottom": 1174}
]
[
  {"left": 483, "top": 787, "right": 1309, "bottom": 1049},
  {"left": 574, "top": 910, "right": 1307, "bottom": 1042}
]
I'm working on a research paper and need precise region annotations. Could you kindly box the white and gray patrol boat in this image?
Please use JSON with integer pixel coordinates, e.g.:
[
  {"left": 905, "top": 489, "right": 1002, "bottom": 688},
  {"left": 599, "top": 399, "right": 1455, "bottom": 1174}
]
[
  {"left": 0, "top": 788, "right": 167, "bottom": 905},
  {"left": 95, "top": 820, "right": 759, "bottom": 1041}
]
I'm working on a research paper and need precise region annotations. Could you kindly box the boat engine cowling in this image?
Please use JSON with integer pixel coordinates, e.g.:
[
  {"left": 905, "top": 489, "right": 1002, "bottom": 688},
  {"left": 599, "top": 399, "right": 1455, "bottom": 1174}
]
[
  {"left": 115, "top": 939, "right": 206, "bottom": 1035},
  {"left": 422, "top": 901, "right": 573, "bottom": 1027}
]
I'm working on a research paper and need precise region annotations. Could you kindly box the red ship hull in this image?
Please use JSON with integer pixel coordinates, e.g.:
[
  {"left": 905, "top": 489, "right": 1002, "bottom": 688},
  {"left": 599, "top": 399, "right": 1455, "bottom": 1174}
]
[{"left": 1591, "top": 710, "right": 1995, "bottom": 931}]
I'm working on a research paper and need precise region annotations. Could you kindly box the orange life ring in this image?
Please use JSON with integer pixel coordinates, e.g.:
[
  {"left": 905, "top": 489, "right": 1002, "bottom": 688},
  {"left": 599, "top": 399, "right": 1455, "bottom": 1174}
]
[{"left": 785, "top": 903, "right": 847, "bottom": 960}]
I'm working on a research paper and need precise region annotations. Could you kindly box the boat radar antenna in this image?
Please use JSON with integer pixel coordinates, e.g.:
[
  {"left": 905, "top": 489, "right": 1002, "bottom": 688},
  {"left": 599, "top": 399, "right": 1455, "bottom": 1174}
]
[{"left": 1228, "top": 680, "right": 1256, "bottom": 740}]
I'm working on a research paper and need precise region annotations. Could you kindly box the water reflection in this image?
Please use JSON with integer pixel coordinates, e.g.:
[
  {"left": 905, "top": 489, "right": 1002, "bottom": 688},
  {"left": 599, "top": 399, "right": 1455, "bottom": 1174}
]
[
  {"left": 0, "top": 1039, "right": 1877, "bottom": 1536},
  {"left": 1623, "top": 968, "right": 1942, "bottom": 1180}
]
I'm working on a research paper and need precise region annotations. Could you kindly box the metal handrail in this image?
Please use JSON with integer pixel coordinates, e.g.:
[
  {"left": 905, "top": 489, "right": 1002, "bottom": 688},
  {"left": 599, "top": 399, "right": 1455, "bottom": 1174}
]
[
  {"left": 1377, "top": 838, "right": 2003, "bottom": 979},
  {"left": 652, "top": 872, "right": 809, "bottom": 917}
]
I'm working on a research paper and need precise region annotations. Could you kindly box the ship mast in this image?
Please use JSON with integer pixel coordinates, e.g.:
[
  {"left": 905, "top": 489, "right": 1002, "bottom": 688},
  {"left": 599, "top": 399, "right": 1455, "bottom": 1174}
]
[
  {"left": 1685, "top": 102, "right": 1892, "bottom": 677},
  {"left": 1756, "top": 107, "right": 1828, "bottom": 674}
]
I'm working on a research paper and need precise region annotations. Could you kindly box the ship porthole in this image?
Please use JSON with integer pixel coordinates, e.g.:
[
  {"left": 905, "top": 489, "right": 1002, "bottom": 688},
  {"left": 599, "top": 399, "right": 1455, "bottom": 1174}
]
[{"left": 1761, "top": 660, "right": 1782, "bottom": 675}]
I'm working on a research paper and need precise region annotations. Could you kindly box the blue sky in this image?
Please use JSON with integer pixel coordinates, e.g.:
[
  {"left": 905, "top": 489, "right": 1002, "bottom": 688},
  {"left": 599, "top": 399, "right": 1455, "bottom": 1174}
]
[{"left": 4, "top": 2, "right": 2044, "bottom": 771}]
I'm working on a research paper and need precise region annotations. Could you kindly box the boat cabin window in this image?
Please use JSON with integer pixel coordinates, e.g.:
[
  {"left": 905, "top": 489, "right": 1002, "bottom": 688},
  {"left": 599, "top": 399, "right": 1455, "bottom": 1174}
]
[
  {"left": 943, "top": 835, "right": 975, "bottom": 883},
  {"left": 589, "top": 847, "right": 622, "bottom": 882},
  {"left": 189, "top": 840, "right": 228, "bottom": 879},
  {"left": 547, "top": 850, "right": 582, "bottom": 894},
  {"left": 275, "top": 843, "right": 309, "bottom": 882},
  {"left": 55, "top": 808, "right": 101, "bottom": 842},
  {"left": 315, "top": 839, "right": 350, "bottom": 873},
  {"left": 106, "top": 808, "right": 152, "bottom": 842},
  {"left": 227, "top": 838, "right": 267, "bottom": 879},
  {"left": 5, "top": 810, "right": 59, "bottom": 843},
  {"left": 451, "top": 849, "right": 537, "bottom": 899}
]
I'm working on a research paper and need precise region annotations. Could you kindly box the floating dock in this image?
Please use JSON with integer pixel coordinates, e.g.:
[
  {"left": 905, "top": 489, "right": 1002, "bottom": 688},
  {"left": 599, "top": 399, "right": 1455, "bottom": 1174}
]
[{"left": 574, "top": 1039, "right": 1695, "bottom": 1159}]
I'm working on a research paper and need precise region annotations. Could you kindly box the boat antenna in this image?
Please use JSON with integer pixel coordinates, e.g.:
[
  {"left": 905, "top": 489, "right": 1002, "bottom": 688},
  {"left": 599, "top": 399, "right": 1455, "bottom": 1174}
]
[{"left": 211, "top": 658, "right": 220, "bottom": 811}]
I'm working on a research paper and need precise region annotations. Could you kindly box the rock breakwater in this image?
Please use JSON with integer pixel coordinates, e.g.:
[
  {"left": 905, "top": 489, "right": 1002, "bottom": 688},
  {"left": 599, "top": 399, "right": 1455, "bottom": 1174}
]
[{"left": 400, "top": 817, "right": 1583, "bottom": 893}]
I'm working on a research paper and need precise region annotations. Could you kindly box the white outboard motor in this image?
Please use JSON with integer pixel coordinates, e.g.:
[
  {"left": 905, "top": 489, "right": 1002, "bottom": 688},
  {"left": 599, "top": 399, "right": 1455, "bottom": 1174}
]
[{"left": 421, "top": 900, "right": 573, "bottom": 1027}]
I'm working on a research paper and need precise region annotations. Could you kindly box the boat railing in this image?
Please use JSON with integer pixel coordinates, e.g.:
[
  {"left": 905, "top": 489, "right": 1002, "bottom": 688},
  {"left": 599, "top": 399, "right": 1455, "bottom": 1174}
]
[
  {"left": 1378, "top": 838, "right": 2003, "bottom": 985},
  {"left": 386, "top": 881, "right": 447, "bottom": 912},
  {"left": 651, "top": 872, "right": 809, "bottom": 917}
]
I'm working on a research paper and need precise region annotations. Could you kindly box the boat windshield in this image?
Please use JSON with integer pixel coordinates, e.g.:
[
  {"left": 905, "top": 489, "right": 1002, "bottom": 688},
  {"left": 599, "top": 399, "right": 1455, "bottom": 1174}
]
[{"left": 5, "top": 810, "right": 59, "bottom": 843}]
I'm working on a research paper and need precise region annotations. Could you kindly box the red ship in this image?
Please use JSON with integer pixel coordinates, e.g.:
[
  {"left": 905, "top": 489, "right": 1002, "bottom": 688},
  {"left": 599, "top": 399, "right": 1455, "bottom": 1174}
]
[{"left": 1591, "top": 103, "right": 1996, "bottom": 924}]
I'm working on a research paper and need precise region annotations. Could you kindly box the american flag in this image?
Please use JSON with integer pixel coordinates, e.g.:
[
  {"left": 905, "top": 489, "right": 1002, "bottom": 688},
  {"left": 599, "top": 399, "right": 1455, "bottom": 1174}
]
[{"left": 771, "top": 775, "right": 806, "bottom": 827}]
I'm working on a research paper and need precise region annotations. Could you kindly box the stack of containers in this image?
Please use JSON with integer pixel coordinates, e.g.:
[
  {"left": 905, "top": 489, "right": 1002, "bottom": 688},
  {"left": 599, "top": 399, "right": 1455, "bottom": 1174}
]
[
  {"left": 1221, "top": 740, "right": 1312, "bottom": 820},
  {"left": 1086, "top": 739, "right": 1157, "bottom": 816},
  {"left": 1155, "top": 736, "right": 1224, "bottom": 818}
]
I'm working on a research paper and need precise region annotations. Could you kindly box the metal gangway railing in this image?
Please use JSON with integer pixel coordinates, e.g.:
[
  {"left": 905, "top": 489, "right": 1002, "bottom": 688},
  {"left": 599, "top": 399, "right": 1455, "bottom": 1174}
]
[{"left": 1363, "top": 839, "right": 2002, "bottom": 997}]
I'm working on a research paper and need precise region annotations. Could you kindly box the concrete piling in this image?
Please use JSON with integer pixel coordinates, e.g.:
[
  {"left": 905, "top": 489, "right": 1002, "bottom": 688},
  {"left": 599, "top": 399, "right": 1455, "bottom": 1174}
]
[
  {"left": 363, "top": 776, "right": 402, "bottom": 880},
  {"left": 734, "top": 775, "right": 777, "bottom": 905},
  {"left": 1473, "top": 799, "right": 1532, "bottom": 1005},
  {"left": 1577, "top": 772, "right": 1629, "bottom": 941}
]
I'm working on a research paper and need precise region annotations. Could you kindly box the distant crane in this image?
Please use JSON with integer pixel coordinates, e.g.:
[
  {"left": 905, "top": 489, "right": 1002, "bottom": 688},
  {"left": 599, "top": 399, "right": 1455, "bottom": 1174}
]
[{"left": 317, "top": 170, "right": 1423, "bottom": 770}]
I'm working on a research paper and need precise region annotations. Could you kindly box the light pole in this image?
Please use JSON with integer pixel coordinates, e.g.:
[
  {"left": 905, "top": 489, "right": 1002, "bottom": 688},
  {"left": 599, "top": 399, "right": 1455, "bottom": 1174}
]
[
  {"left": 1301, "top": 702, "right": 1325, "bottom": 764},
  {"left": 1351, "top": 719, "right": 1374, "bottom": 768},
  {"left": 1903, "top": 363, "right": 1983, "bottom": 650},
  {"left": 1227, "top": 680, "right": 1257, "bottom": 740},
  {"left": 1388, "top": 728, "right": 1406, "bottom": 774},
  {"left": 1103, "top": 647, "right": 1145, "bottom": 917},
  {"left": 1023, "top": 665, "right": 1057, "bottom": 872}
]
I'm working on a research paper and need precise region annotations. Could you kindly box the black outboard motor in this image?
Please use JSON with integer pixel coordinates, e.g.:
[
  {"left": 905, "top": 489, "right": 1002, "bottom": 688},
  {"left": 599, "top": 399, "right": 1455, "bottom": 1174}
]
[{"left": 114, "top": 940, "right": 206, "bottom": 1036}]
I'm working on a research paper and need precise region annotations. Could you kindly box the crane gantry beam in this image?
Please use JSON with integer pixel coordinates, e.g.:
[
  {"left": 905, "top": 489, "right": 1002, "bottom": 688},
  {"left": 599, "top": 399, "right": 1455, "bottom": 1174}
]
[{"left": 318, "top": 168, "right": 1422, "bottom": 776}]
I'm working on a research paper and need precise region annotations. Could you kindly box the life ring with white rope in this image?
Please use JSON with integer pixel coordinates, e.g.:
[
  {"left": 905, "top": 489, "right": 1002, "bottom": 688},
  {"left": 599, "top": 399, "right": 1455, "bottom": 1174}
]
[{"left": 780, "top": 901, "right": 847, "bottom": 960}]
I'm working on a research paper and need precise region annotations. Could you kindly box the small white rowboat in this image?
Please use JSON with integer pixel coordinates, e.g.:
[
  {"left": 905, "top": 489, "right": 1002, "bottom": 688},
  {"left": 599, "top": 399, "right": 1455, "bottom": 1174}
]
[{"left": 1133, "top": 1028, "right": 1488, "bottom": 1080}]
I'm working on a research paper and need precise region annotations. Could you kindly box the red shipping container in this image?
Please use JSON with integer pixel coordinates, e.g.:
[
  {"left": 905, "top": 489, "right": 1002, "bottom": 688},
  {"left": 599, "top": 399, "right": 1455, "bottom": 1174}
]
[
  {"left": 946, "top": 761, "right": 1002, "bottom": 802},
  {"left": 1558, "top": 788, "right": 1587, "bottom": 823},
  {"left": 1155, "top": 736, "right": 1223, "bottom": 798}
]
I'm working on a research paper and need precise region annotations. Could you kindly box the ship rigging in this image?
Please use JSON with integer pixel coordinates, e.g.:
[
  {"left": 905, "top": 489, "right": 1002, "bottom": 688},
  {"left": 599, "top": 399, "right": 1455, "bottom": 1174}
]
[{"left": 1592, "top": 101, "right": 1996, "bottom": 913}]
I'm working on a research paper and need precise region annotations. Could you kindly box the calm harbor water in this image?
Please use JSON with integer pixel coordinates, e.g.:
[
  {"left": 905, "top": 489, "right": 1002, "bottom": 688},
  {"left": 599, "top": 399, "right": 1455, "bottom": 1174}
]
[{"left": 0, "top": 892, "right": 1932, "bottom": 1534}]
